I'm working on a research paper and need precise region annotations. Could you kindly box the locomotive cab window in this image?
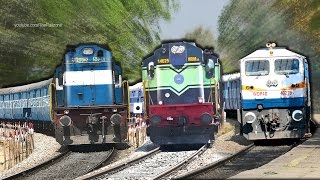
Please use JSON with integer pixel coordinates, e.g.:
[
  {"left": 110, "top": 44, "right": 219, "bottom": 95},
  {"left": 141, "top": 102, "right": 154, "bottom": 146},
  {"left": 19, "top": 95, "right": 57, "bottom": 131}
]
[
  {"left": 114, "top": 69, "right": 122, "bottom": 88},
  {"left": 58, "top": 72, "right": 63, "bottom": 86},
  {"left": 206, "top": 59, "right": 215, "bottom": 78},
  {"left": 275, "top": 58, "right": 299, "bottom": 75},
  {"left": 245, "top": 60, "right": 269, "bottom": 76},
  {"left": 97, "top": 50, "right": 104, "bottom": 58},
  {"left": 148, "top": 62, "right": 155, "bottom": 79}
]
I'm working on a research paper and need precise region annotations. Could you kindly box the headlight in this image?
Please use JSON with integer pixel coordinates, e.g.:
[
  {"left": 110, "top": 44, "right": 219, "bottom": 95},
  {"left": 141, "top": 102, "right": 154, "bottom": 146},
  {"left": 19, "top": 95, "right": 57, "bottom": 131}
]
[
  {"left": 158, "top": 101, "right": 163, "bottom": 105},
  {"left": 201, "top": 113, "right": 212, "bottom": 125},
  {"left": 244, "top": 112, "right": 256, "bottom": 123},
  {"left": 59, "top": 115, "right": 72, "bottom": 126},
  {"left": 257, "top": 104, "right": 263, "bottom": 110},
  {"left": 150, "top": 116, "right": 161, "bottom": 126},
  {"left": 82, "top": 48, "right": 94, "bottom": 55},
  {"left": 111, "top": 114, "right": 122, "bottom": 124},
  {"left": 292, "top": 110, "right": 303, "bottom": 121}
]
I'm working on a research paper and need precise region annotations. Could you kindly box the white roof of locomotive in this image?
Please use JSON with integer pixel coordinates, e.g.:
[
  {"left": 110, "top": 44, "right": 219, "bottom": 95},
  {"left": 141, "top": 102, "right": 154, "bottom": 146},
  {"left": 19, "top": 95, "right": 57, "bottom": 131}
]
[
  {"left": 129, "top": 82, "right": 143, "bottom": 91},
  {"left": 222, "top": 73, "right": 240, "bottom": 82},
  {"left": 240, "top": 47, "right": 305, "bottom": 61}
]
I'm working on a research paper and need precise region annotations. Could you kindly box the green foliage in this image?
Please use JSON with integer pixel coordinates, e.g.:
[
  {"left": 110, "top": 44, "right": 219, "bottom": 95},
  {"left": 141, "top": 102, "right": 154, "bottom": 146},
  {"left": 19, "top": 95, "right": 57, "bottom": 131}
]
[
  {"left": 184, "top": 26, "right": 216, "bottom": 49},
  {"left": 217, "top": 0, "right": 320, "bottom": 112},
  {"left": 0, "top": 0, "right": 179, "bottom": 86}
]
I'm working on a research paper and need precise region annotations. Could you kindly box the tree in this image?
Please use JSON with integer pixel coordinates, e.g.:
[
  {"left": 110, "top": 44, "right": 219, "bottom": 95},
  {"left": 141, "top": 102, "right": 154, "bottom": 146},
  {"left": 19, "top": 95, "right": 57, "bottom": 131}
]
[
  {"left": 184, "top": 26, "right": 216, "bottom": 49},
  {"left": 217, "top": 0, "right": 320, "bottom": 112},
  {"left": 0, "top": 0, "right": 179, "bottom": 86}
]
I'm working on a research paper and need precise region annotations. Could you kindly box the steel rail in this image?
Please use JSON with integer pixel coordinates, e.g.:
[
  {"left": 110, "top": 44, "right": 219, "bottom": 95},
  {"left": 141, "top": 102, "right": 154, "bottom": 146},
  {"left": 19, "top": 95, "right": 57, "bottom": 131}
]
[
  {"left": 172, "top": 143, "right": 255, "bottom": 179},
  {"left": 75, "top": 147, "right": 160, "bottom": 180},
  {"left": 4, "top": 149, "right": 70, "bottom": 180},
  {"left": 152, "top": 144, "right": 208, "bottom": 180}
]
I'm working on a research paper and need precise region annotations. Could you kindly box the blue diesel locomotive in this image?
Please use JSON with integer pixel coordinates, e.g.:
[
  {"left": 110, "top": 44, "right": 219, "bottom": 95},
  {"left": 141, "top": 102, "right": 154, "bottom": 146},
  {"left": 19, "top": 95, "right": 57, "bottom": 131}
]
[
  {"left": 223, "top": 43, "right": 314, "bottom": 140},
  {"left": 0, "top": 44, "right": 129, "bottom": 145}
]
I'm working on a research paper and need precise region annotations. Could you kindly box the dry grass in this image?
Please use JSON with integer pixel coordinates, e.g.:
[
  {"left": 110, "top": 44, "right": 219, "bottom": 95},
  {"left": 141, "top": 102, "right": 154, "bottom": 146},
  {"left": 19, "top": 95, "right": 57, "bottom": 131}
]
[{"left": 217, "top": 122, "right": 235, "bottom": 136}]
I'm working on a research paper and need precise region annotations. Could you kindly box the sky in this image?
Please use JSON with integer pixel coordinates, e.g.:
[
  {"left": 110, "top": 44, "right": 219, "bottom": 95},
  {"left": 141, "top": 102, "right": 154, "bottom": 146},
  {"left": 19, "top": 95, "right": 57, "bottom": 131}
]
[{"left": 159, "top": 0, "right": 230, "bottom": 40}]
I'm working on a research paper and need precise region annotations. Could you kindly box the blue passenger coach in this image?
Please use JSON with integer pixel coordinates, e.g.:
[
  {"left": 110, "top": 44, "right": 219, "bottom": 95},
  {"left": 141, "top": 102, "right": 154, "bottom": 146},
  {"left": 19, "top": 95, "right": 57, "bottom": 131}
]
[
  {"left": 0, "top": 79, "right": 52, "bottom": 123},
  {"left": 129, "top": 82, "right": 144, "bottom": 116}
]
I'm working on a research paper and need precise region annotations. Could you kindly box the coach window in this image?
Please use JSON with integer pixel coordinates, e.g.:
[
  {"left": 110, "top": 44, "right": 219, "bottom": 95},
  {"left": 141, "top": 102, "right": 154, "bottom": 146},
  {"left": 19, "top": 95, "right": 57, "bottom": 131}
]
[
  {"left": 33, "top": 90, "right": 36, "bottom": 98},
  {"left": 245, "top": 60, "right": 269, "bottom": 76},
  {"left": 275, "top": 59, "right": 299, "bottom": 75}
]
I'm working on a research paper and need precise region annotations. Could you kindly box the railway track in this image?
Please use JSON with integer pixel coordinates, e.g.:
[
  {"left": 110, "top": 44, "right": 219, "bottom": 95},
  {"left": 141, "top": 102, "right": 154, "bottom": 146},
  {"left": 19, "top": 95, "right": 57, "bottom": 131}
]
[
  {"left": 174, "top": 141, "right": 299, "bottom": 179},
  {"left": 76, "top": 145, "right": 207, "bottom": 180},
  {"left": 6, "top": 148, "right": 115, "bottom": 180}
]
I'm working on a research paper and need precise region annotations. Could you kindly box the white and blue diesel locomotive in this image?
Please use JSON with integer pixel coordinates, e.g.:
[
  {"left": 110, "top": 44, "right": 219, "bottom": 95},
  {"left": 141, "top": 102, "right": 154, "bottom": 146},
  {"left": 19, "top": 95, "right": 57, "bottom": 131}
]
[
  {"left": 223, "top": 43, "right": 313, "bottom": 140},
  {"left": 0, "top": 44, "right": 129, "bottom": 145}
]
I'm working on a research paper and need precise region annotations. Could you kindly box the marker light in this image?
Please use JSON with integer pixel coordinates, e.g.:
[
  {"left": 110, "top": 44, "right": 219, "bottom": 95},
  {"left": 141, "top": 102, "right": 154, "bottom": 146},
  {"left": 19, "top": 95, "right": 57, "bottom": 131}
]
[{"left": 64, "top": 110, "right": 69, "bottom": 114}]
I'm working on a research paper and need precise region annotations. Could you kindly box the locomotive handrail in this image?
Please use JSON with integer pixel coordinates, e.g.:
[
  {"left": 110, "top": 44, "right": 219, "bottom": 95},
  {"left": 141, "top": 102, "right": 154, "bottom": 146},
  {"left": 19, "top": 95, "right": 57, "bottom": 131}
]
[
  {"left": 208, "top": 78, "right": 212, "bottom": 102},
  {"left": 122, "top": 80, "right": 130, "bottom": 120},
  {"left": 49, "top": 82, "right": 56, "bottom": 122},
  {"left": 146, "top": 80, "right": 153, "bottom": 105},
  {"left": 142, "top": 80, "right": 148, "bottom": 119},
  {"left": 215, "top": 78, "right": 219, "bottom": 115}
]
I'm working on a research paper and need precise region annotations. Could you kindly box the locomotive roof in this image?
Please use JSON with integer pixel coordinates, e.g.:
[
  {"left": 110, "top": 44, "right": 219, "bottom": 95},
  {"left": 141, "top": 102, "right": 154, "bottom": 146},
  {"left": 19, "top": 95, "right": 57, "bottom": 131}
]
[
  {"left": 0, "top": 78, "right": 52, "bottom": 94},
  {"left": 222, "top": 73, "right": 240, "bottom": 82},
  {"left": 240, "top": 47, "right": 305, "bottom": 61}
]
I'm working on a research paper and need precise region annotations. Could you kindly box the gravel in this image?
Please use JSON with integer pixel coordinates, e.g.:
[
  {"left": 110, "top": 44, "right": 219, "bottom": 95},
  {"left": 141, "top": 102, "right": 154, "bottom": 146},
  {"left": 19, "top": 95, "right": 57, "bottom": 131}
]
[
  {"left": 98, "top": 150, "right": 197, "bottom": 180},
  {"left": 22, "top": 151, "right": 113, "bottom": 180},
  {"left": 0, "top": 133, "right": 62, "bottom": 179},
  {"left": 167, "top": 121, "right": 252, "bottom": 179},
  {"left": 88, "top": 119, "right": 252, "bottom": 179},
  {"left": 0, "top": 119, "right": 252, "bottom": 180}
]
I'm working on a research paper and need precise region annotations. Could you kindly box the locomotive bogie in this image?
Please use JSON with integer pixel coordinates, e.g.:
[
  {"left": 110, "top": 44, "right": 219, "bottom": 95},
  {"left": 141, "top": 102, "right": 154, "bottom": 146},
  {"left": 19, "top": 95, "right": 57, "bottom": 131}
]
[
  {"left": 148, "top": 126, "right": 215, "bottom": 145},
  {"left": 241, "top": 108, "right": 308, "bottom": 140},
  {"left": 147, "top": 103, "right": 216, "bottom": 145},
  {"left": 54, "top": 107, "right": 128, "bottom": 145}
]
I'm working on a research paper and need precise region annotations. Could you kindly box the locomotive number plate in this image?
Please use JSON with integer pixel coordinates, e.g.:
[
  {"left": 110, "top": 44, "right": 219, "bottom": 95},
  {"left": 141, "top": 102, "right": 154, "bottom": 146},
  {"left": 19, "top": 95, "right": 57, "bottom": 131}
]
[
  {"left": 280, "top": 90, "right": 293, "bottom": 96},
  {"left": 252, "top": 91, "right": 267, "bottom": 96}
]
